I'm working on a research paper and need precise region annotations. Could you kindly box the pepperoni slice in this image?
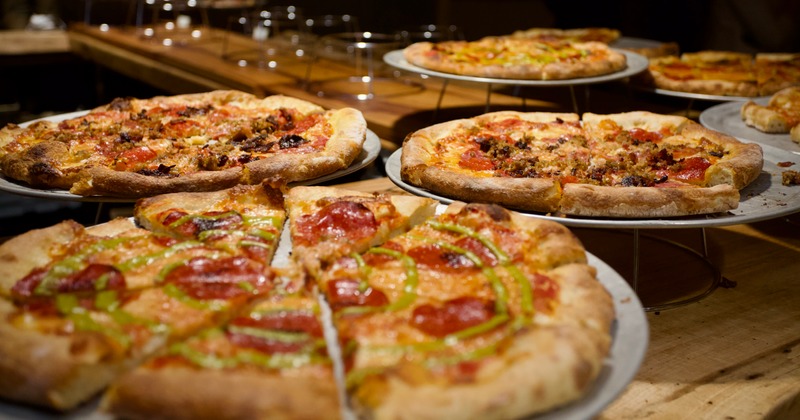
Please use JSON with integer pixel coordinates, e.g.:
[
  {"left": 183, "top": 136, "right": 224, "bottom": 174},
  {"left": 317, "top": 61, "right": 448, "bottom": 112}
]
[
  {"left": 114, "top": 146, "right": 158, "bottom": 171},
  {"left": 361, "top": 241, "right": 403, "bottom": 266},
  {"left": 454, "top": 236, "right": 498, "bottom": 267},
  {"left": 672, "top": 156, "right": 711, "bottom": 183},
  {"left": 227, "top": 333, "right": 309, "bottom": 354},
  {"left": 164, "top": 256, "right": 272, "bottom": 300},
  {"left": 407, "top": 244, "right": 476, "bottom": 272},
  {"left": 530, "top": 273, "right": 560, "bottom": 313},
  {"left": 230, "top": 312, "right": 323, "bottom": 338},
  {"left": 294, "top": 201, "right": 377, "bottom": 246},
  {"left": 628, "top": 128, "right": 662, "bottom": 143},
  {"left": 459, "top": 149, "right": 494, "bottom": 171},
  {"left": 326, "top": 278, "right": 388, "bottom": 311},
  {"left": 411, "top": 297, "right": 496, "bottom": 338},
  {"left": 226, "top": 311, "right": 324, "bottom": 354},
  {"left": 11, "top": 264, "right": 126, "bottom": 299}
]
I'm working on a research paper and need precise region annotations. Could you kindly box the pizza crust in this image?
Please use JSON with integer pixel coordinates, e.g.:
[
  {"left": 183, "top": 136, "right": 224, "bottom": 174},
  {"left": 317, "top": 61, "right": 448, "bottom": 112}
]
[
  {"left": 741, "top": 86, "right": 800, "bottom": 139},
  {"left": 102, "top": 364, "right": 340, "bottom": 420},
  {"left": 354, "top": 323, "right": 609, "bottom": 420},
  {"left": 0, "top": 298, "right": 141, "bottom": 411},
  {"left": 560, "top": 182, "right": 739, "bottom": 217},
  {"left": 741, "top": 101, "right": 791, "bottom": 133}
]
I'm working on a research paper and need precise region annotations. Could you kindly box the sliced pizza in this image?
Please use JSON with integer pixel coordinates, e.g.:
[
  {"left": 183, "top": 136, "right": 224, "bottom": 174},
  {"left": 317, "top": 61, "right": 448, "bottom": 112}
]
[
  {"left": 318, "top": 202, "right": 614, "bottom": 419},
  {"left": 134, "top": 182, "right": 287, "bottom": 264},
  {"left": 0, "top": 218, "right": 232, "bottom": 300},
  {"left": 101, "top": 285, "right": 341, "bottom": 420},
  {"left": 285, "top": 186, "right": 438, "bottom": 278},
  {"left": 741, "top": 86, "right": 800, "bottom": 143},
  {"left": 0, "top": 255, "right": 275, "bottom": 410}
]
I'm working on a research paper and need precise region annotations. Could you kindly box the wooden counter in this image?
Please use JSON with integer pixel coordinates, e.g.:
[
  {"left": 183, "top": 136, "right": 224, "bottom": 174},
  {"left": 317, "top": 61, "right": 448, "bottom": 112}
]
[
  {"left": 22, "top": 22, "right": 800, "bottom": 419},
  {"left": 66, "top": 23, "right": 557, "bottom": 146}
]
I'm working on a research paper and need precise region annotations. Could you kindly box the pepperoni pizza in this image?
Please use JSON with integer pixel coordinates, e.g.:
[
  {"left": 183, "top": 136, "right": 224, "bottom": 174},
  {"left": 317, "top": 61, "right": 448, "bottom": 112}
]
[
  {"left": 643, "top": 51, "right": 800, "bottom": 97},
  {"left": 0, "top": 91, "right": 367, "bottom": 197},
  {"left": 401, "top": 110, "right": 763, "bottom": 217},
  {"left": 0, "top": 184, "right": 615, "bottom": 419}
]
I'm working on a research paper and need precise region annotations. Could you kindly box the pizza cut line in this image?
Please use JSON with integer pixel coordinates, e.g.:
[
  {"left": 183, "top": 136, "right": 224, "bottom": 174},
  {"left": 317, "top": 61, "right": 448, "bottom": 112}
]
[{"left": 0, "top": 183, "right": 615, "bottom": 420}]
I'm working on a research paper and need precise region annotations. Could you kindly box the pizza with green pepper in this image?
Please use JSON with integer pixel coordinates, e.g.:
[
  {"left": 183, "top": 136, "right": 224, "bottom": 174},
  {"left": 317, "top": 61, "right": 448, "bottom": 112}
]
[
  {"left": 401, "top": 110, "right": 764, "bottom": 217},
  {"left": 321, "top": 202, "right": 613, "bottom": 419},
  {"left": 402, "top": 36, "right": 627, "bottom": 80},
  {"left": 0, "top": 185, "right": 615, "bottom": 419}
]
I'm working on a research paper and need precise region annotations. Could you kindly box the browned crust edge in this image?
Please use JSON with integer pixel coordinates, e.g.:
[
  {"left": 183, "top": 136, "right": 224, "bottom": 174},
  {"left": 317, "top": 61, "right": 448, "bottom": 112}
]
[{"left": 102, "top": 365, "right": 341, "bottom": 420}]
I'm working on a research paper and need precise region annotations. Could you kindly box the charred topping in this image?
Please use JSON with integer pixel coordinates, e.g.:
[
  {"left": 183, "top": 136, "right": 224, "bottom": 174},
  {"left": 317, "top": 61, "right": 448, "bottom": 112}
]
[
  {"left": 233, "top": 134, "right": 276, "bottom": 153},
  {"left": 620, "top": 175, "right": 654, "bottom": 187},
  {"left": 138, "top": 164, "right": 174, "bottom": 177},
  {"left": 177, "top": 105, "right": 212, "bottom": 118},
  {"left": 279, "top": 134, "right": 307, "bottom": 149},
  {"left": 198, "top": 152, "right": 229, "bottom": 170},
  {"left": 107, "top": 97, "right": 134, "bottom": 112}
]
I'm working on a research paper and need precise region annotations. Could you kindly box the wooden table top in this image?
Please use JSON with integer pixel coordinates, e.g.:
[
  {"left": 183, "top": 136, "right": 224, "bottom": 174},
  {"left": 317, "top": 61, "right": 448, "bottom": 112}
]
[{"left": 40, "top": 22, "right": 800, "bottom": 419}]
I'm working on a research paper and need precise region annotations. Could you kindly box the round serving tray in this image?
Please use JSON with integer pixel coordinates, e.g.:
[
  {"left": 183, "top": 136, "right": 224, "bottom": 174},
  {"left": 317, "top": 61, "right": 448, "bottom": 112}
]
[
  {"left": 633, "top": 86, "right": 771, "bottom": 103},
  {"left": 382, "top": 49, "right": 649, "bottom": 87},
  {"left": 0, "top": 224, "right": 647, "bottom": 420},
  {"left": 700, "top": 98, "right": 800, "bottom": 153},
  {"left": 1, "top": 111, "right": 381, "bottom": 202},
  {"left": 385, "top": 146, "right": 800, "bottom": 229}
]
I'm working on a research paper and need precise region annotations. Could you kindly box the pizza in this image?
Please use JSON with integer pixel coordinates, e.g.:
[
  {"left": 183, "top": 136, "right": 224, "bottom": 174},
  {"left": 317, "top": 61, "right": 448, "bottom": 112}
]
[
  {"left": 401, "top": 110, "right": 764, "bottom": 218},
  {"left": 741, "top": 86, "right": 800, "bottom": 143},
  {"left": 510, "top": 27, "right": 622, "bottom": 44},
  {"left": 402, "top": 36, "right": 627, "bottom": 80},
  {"left": 0, "top": 182, "right": 284, "bottom": 409},
  {"left": 510, "top": 26, "right": 678, "bottom": 59},
  {"left": 318, "top": 201, "right": 613, "bottom": 419},
  {"left": 101, "top": 286, "right": 341, "bottom": 420},
  {"left": 643, "top": 51, "right": 800, "bottom": 97},
  {"left": 285, "top": 185, "right": 438, "bottom": 278},
  {"left": 0, "top": 184, "right": 616, "bottom": 419},
  {"left": 0, "top": 90, "right": 367, "bottom": 197}
]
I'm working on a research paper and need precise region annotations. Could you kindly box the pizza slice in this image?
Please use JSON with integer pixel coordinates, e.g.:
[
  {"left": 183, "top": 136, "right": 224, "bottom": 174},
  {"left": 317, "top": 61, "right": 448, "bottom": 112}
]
[
  {"left": 101, "top": 284, "right": 341, "bottom": 420},
  {"left": 0, "top": 253, "right": 276, "bottom": 410},
  {"left": 0, "top": 217, "right": 233, "bottom": 300},
  {"left": 134, "top": 182, "right": 287, "bottom": 264},
  {"left": 318, "top": 202, "right": 614, "bottom": 419},
  {"left": 285, "top": 186, "right": 438, "bottom": 278},
  {"left": 567, "top": 111, "right": 763, "bottom": 216},
  {"left": 741, "top": 86, "right": 800, "bottom": 143},
  {"left": 645, "top": 52, "right": 759, "bottom": 97},
  {"left": 755, "top": 53, "right": 800, "bottom": 96}
]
